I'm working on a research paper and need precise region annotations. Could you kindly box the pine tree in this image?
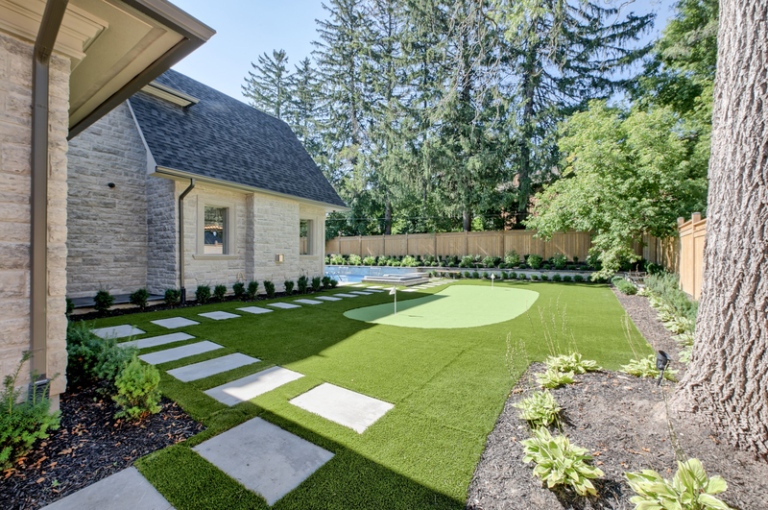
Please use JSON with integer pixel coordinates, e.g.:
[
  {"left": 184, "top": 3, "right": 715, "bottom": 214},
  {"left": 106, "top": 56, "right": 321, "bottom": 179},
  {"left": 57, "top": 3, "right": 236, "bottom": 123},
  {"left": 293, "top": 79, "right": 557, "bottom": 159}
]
[
  {"left": 242, "top": 49, "right": 292, "bottom": 120},
  {"left": 288, "top": 58, "right": 324, "bottom": 160}
]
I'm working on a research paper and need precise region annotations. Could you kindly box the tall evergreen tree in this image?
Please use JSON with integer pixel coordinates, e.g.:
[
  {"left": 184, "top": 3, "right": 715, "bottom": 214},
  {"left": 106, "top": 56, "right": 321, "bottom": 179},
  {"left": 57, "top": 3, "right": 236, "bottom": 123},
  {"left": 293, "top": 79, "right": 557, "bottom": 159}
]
[
  {"left": 288, "top": 58, "right": 325, "bottom": 161},
  {"left": 242, "top": 49, "right": 292, "bottom": 119}
]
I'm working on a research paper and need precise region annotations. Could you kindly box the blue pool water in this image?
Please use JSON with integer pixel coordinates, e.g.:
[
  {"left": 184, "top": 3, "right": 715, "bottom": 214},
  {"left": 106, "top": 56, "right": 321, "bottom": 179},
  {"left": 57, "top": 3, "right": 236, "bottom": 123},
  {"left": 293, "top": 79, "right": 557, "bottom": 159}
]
[{"left": 324, "top": 265, "right": 425, "bottom": 283}]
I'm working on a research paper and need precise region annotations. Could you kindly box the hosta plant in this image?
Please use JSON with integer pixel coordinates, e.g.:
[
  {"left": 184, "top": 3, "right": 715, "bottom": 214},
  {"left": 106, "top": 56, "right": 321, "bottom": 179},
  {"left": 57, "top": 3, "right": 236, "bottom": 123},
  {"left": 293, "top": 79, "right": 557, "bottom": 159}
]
[
  {"left": 522, "top": 428, "right": 604, "bottom": 496},
  {"left": 621, "top": 355, "right": 677, "bottom": 380},
  {"left": 545, "top": 353, "right": 601, "bottom": 374},
  {"left": 625, "top": 458, "right": 731, "bottom": 510},
  {"left": 535, "top": 368, "right": 575, "bottom": 389},
  {"left": 513, "top": 390, "right": 561, "bottom": 427}
]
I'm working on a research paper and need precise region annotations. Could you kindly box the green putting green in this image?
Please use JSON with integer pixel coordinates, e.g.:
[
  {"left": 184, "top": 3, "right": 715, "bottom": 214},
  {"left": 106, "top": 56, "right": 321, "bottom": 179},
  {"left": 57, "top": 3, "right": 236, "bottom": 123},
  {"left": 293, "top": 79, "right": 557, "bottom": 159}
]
[{"left": 343, "top": 285, "right": 539, "bottom": 328}]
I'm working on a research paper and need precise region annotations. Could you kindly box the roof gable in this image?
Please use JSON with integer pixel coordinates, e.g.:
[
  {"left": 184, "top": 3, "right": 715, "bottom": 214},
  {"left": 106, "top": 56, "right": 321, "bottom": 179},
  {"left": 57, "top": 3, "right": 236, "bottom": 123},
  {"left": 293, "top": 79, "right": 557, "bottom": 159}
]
[{"left": 129, "top": 70, "right": 346, "bottom": 209}]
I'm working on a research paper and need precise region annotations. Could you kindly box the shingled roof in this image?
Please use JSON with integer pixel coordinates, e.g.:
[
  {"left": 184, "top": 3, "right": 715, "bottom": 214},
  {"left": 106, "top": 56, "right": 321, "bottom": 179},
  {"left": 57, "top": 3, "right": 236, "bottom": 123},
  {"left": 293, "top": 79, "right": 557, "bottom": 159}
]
[{"left": 129, "top": 70, "right": 346, "bottom": 209}]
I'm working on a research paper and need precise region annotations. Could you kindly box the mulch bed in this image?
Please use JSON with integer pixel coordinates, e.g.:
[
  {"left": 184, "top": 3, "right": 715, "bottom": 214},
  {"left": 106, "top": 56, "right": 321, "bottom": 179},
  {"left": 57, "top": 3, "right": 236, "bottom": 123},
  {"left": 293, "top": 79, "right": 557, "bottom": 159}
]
[
  {"left": 70, "top": 288, "right": 332, "bottom": 322},
  {"left": 0, "top": 385, "right": 204, "bottom": 510},
  {"left": 467, "top": 293, "right": 768, "bottom": 510}
]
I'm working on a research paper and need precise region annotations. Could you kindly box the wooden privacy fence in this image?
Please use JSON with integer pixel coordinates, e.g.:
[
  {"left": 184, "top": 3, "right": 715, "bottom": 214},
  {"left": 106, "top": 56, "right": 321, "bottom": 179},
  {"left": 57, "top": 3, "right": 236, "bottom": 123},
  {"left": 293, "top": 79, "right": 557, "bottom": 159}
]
[
  {"left": 677, "top": 213, "right": 706, "bottom": 300},
  {"left": 327, "top": 230, "right": 667, "bottom": 264}
]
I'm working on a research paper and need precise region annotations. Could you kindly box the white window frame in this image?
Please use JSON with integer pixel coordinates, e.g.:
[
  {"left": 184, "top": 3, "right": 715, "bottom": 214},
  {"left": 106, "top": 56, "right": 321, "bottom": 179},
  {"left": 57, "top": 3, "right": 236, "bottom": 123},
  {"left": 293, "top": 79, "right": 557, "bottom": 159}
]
[
  {"left": 195, "top": 198, "right": 237, "bottom": 260},
  {"left": 300, "top": 218, "right": 314, "bottom": 256}
]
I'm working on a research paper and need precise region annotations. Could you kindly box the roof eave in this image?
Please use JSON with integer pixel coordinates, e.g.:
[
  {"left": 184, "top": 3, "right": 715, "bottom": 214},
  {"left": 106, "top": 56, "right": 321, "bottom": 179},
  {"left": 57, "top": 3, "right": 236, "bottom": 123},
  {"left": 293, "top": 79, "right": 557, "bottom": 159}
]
[{"left": 153, "top": 166, "right": 350, "bottom": 212}]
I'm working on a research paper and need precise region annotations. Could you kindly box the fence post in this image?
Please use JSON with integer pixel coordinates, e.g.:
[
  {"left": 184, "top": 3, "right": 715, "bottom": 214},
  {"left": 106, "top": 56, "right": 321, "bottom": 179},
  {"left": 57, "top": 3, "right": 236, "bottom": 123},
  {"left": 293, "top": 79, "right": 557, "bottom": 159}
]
[
  {"left": 359, "top": 235, "right": 362, "bottom": 257},
  {"left": 382, "top": 234, "right": 386, "bottom": 257},
  {"left": 464, "top": 231, "right": 469, "bottom": 256},
  {"left": 433, "top": 232, "right": 437, "bottom": 257},
  {"left": 405, "top": 232, "right": 409, "bottom": 255},
  {"left": 337, "top": 237, "right": 341, "bottom": 254}
]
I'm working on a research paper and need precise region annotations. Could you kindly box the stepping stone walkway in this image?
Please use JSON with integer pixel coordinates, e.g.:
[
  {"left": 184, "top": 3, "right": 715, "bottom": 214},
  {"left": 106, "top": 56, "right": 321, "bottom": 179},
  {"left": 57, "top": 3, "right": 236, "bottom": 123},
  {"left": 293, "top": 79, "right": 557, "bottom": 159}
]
[
  {"left": 237, "top": 306, "right": 273, "bottom": 315},
  {"left": 151, "top": 317, "right": 199, "bottom": 329},
  {"left": 349, "top": 291, "right": 373, "bottom": 296},
  {"left": 205, "top": 366, "right": 304, "bottom": 406},
  {"left": 92, "top": 325, "right": 144, "bottom": 340},
  {"left": 290, "top": 383, "right": 394, "bottom": 434},
  {"left": 333, "top": 293, "right": 358, "bottom": 298},
  {"left": 268, "top": 302, "right": 301, "bottom": 309},
  {"left": 193, "top": 418, "right": 333, "bottom": 506},
  {"left": 293, "top": 299, "right": 323, "bottom": 305},
  {"left": 139, "top": 341, "right": 222, "bottom": 365},
  {"left": 367, "top": 286, "right": 383, "bottom": 289},
  {"left": 362, "top": 289, "right": 384, "bottom": 293},
  {"left": 199, "top": 311, "right": 240, "bottom": 320},
  {"left": 401, "top": 289, "right": 418, "bottom": 292},
  {"left": 315, "top": 296, "right": 341, "bottom": 301},
  {"left": 167, "top": 353, "right": 260, "bottom": 382},
  {"left": 119, "top": 332, "right": 195, "bottom": 350},
  {"left": 352, "top": 284, "right": 368, "bottom": 287},
  {"left": 41, "top": 467, "right": 173, "bottom": 510}
]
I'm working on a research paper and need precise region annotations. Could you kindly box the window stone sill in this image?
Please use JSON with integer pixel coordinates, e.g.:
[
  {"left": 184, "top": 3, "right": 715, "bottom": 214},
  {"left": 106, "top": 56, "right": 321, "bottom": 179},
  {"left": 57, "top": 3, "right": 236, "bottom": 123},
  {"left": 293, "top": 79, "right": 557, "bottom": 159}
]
[{"left": 193, "top": 254, "right": 240, "bottom": 261}]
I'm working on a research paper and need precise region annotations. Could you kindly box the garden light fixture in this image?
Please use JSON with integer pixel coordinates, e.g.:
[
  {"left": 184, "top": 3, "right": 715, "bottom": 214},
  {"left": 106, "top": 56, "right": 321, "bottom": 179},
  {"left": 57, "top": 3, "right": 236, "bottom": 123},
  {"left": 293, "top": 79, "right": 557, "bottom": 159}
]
[{"left": 656, "top": 350, "right": 670, "bottom": 386}]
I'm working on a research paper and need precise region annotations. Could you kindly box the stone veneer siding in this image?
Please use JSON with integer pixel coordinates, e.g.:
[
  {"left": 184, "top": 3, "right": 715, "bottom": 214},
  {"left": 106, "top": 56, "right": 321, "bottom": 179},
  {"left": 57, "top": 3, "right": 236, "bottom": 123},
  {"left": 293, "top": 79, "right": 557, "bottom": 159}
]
[
  {"left": 0, "top": 32, "right": 69, "bottom": 405},
  {"left": 146, "top": 174, "right": 177, "bottom": 294},
  {"left": 66, "top": 103, "right": 148, "bottom": 297}
]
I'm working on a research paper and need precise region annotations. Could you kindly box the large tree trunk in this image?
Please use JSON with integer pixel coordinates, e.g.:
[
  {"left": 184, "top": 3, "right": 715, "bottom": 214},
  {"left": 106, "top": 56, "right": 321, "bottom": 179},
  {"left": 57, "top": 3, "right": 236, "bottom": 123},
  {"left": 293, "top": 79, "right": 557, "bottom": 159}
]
[
  {"left": 670, "top": 0, "right": 768, "bottom": 458},
  {"left": 463, "top": 208, "right": 472, "bottom": 232}
]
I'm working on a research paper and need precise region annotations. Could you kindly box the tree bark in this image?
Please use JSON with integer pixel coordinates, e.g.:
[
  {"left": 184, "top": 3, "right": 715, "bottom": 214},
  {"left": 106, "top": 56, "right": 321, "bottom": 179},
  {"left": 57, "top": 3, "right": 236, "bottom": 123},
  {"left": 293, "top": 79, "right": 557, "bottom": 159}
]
[
  {"left": 670, "top": 0, "right": 768, "bottom": 458},
  {"left": 463, "top": 208, "right": 472, "bottom": 232}
]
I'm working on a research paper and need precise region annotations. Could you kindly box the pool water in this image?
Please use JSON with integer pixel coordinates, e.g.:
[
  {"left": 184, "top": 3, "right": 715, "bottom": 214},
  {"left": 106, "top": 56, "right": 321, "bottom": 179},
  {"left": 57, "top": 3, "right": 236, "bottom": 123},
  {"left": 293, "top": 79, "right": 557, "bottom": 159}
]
[{"left": 325, "top": 265, "right": 426, "bottom": 284}]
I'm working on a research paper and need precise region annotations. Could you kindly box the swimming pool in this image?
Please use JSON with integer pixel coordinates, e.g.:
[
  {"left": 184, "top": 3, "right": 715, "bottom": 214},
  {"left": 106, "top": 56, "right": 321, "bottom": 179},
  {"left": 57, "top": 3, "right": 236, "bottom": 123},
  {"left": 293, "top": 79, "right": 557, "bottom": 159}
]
[{"left": 324, "top": 265, "right": 427, "bottom": 283}]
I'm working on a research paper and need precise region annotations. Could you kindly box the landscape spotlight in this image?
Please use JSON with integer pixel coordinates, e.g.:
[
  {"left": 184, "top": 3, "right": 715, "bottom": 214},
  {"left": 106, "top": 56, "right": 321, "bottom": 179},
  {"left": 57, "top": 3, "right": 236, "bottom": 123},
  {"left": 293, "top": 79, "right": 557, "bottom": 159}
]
[{"left": 656, "top": 350, "right": 670, "bottom": 386}]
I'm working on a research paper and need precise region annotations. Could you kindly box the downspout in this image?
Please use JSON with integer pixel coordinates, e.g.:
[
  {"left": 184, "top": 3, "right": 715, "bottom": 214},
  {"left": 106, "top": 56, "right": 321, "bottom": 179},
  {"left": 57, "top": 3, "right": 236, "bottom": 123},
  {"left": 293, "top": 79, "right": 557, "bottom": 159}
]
[
  {"left": 30, "top": 0, "right": 69, "bottom": 381},
  {"left": 178, "top": 179, "right": 195, "bottom": 303}
]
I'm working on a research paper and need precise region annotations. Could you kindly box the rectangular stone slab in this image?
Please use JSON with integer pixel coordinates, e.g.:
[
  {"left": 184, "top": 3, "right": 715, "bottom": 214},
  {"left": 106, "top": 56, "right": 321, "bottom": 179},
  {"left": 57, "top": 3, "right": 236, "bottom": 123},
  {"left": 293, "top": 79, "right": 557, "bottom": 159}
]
[
  {"left": 333, "top": 293, "right": 358, "bottom": 298},
  {"left": 362, "top": 289, "right": 384, "bottom": 293},
  {"left": 290, "top": 383, "right": 394, "bottom": 434},
  {"left": 237, "top": 306, "right": 273, "bottom": 314},
  {"left": 198, "top": 311, "right": 240, "bottom": 320},
  {"left": 315, "top": 296, "right": 341, "bottom": 301},
  {"left": 151, "top": 317, "right": 200, "bottom": 329},
  {"left": 40, "top": 467, "right": 172, "bottom": 510},
  {"left": 401, "top": 289, "right": 418, "bottom": 292},
  {"left": 205, "top": 366, "right": 304, "bottom": 406},
  {"left": 193, "top": 418, "right": 333, "bottom": 506},
  {"left": 139, "top": 341, "right": 222, "bottom": 365},
  {"left": 349, "top": 291, "right": 373, "bottom": 296},
  {"left": 119, "top": 332, "right": 195, "bottom": 350},
  {"left": 92, "top": 325, "right": 145, "bottom": 340},
  {"left": 167, "top": 353, "right": 260, "bottom": 382},
  {"left": 268, "top": 302, "right": 301, "bottom": 309},
  {"left": 293, "top": 299, "right": 323, "bottom": 305}
]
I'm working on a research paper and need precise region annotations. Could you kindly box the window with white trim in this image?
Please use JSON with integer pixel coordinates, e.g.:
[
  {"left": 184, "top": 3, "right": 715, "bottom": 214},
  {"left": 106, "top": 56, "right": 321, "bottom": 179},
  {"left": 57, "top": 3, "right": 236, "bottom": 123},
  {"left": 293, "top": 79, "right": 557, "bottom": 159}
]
[
  {"left": 300, "top": 219, "right": 312, "bottom": 255},
  {"left": 204, "top": 206, "right": 228, "bottom": 254}
]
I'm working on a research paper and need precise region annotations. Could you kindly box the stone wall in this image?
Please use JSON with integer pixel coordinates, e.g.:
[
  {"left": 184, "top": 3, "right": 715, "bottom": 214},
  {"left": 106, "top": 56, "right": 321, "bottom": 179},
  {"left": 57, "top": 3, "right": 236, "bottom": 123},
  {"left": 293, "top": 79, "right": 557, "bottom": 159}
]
[
  {"left": 298, "top": 203, "right": 327, "bottom": 280},
  {"left": 66, "top": 102, "right": 148, "bottom": 298},
  {"left": 146, "top": 175, "right": 177, "bottom": 295},
  {"left": 0, "top": 32, "right": 69, "bottom": 404}
]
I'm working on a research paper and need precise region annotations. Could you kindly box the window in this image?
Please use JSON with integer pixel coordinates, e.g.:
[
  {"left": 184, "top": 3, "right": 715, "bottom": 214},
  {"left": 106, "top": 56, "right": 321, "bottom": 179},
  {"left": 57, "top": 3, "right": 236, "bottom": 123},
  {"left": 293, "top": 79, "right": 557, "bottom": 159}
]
[
  {"left": 300, "top": 219, "right": 312, "bottom": 255},
  {"left": 204, "top": 206, "right": 228, "bottom": 254}
]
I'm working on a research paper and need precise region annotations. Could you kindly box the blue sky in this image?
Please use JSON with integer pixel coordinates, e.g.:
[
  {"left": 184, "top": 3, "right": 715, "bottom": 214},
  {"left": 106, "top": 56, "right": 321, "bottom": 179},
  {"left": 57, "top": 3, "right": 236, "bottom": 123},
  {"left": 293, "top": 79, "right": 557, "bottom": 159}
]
[{"left": 171, "top": 0, "right": 678, "bottom": 103}]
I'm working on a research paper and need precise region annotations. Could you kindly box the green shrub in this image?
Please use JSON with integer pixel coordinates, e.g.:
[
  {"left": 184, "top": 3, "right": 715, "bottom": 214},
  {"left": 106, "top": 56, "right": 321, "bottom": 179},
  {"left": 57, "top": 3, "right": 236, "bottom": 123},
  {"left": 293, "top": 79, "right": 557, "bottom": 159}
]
[
  {"left": 573, "top": 256, "right": 579, "bottom": 264},
  {"left": 330, "top": 254, "right": 345, "bottom": 265},
  {"left": 545, "top": 353, "right": 601, "bottom": 374},
  {"left": 459, "top": 255, "right": 474, "bottom": 268},
  {"left": 297, "top": 275, "right": 309, "bottom": 294},
  {"left": 481, "top": 271, "right": 489, "bottom": 279},
  {"left": 562, "top": 275, "right": 573, "bottom": 282},
  {"left": 509, "top": 271, "right": 517, "bottom": 279},
  {"left": 311, "top": 276, "right": 322, "bottom": 292},
  {"left": 499, "top": 272, "right": 507, "bottom": 280},
  {"left": 330, "top": 279, "right": 339, "bottom": 288},
  {"left": 522, "top": 428, "right": 604, "bottom": 496},
  {"left": 264, "top": 280, "right": 276, "bottom": 298},
  {"left": 518, "top": 273, "right": 527, "bottom": 280},
  {"left": 0, "top": 352, "right": 60, "bottom": 471},
  {"left": 540, "top": 274, "right": 548, "bottom": 281},
  {"left": 401, "top": 255, "right": 418, "bottom": 267},
  {"left": 542, "top": 263, "right": 552, "bottom": 270},
  {"left": 164, "top": 288, "right": 181, "bottom": 307},
  {"left": 482, "top": 256, "right": 495, "bottom": 268},
  {"left": 551, "top": 253, "right": 568, "bottom": 270},
  {"left": 504, "top": 251, "right": 521, "bottom": 266},
  {"left": 512, "top": 390, "right": 561, "bottom": 427},
  {"left": 644, "top": 273, "right": 698, "bottom": 322},
  {"left": 625, "top": 459, "right": 731, "bottom": 510},
  {"left": 324, "top": 255, "right": 330, "bottom": 264},
  {"left": 471, "top": 271, "right": 480, "bottom": 279},
  {"left": 552, "top": 274, "right": 562, "bottom": 282},
  {"left": 112, "top": 355, "right": 161, "bottom": 422},
  {"left": 213, "top": 284, "right": 227, "bottom": 301},
  {"left": 621, "top": 355, "right": 677, "bottom": 380},
  {"left": 284, "top": 280, "right": 295, "bottom": 294},
  {"left": 322, "top": 276, "right": 332, "bottom": 288},
  {"left": 464, "top": 271, "right": 471, "bottom": 278},
  {"left": 535, "top": 368, "right": 575, "bottom": 389},
  {"left": 129, "top": 288, "right": 149, "bottom": 310},
  {"left": 348, "top": 254, "right": 362, "bottom": 265},
  {"left": 195, "top": 285, "right": 211, "bottom": 304},
  {"left": 574, "top": 274, "right": 585, "bottom": 283},
  {"left": 93, "top": 290, "right": 114, "bottom": 314},
  {"left": 531, "top": 274, "right": 540, "bottom": 281},
  {"left": 247, "top": 281, "right": 259, "bottom": 299},
  {"left": 66, "top": 298, "right": 74, "bottom": 315},
  {"left": 612, "top": 277, "right": 637, "bottom": 295},
  {"left": 363, "top": 255, "right": 376, "bottom": 266},
  {"left": 66, "top": 322, "right": 137, "bottom": 387},
  {"left": 527, "top": 254, "right": 543, "bottom": 269},
  {"left": 233, "top": 282, "right": 246, "bottom": 300}
]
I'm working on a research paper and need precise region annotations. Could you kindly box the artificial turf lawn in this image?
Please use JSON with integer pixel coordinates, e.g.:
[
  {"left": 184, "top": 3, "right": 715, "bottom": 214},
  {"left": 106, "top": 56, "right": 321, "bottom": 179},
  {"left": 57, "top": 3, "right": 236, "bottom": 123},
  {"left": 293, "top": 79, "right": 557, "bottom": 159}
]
[
  {"left": 343, "top": 285, "right": 539, "bottom": 328},
  {"left": 86, "top": 280, "right": 652, "bottom": 509}
]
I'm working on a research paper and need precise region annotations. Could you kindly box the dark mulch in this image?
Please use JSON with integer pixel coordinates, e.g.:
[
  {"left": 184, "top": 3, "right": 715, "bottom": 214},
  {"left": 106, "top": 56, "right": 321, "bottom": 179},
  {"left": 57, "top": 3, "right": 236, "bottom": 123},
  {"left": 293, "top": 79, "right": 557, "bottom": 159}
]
[
  {"left": 0, "top": 385, "right": 204, "bottom": 510},
  {"left": 70, "top": 288, "right": 334, "bottom": 322},
  {"left": 467, "top": 369, "right": 768, "bottom": 509}
]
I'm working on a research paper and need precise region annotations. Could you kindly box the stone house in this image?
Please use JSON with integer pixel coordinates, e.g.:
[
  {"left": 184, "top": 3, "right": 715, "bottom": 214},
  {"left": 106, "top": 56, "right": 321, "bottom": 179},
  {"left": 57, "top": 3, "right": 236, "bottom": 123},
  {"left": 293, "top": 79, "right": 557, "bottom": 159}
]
[
  {"left": 66, "top": 69, "right": 347, "bottom": 301},
  {"left": 0, "top": 0, "right": 215, "bottom": 408}
]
